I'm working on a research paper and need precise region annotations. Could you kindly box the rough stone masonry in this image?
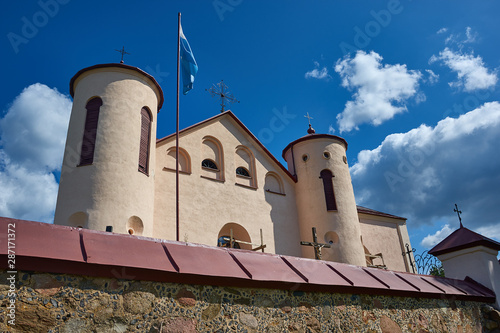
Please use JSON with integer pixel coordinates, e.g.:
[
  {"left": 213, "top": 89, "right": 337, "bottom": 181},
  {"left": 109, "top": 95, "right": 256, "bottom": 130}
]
[{"left": 1, "top": 270, "right": 499, "bottom": 332}]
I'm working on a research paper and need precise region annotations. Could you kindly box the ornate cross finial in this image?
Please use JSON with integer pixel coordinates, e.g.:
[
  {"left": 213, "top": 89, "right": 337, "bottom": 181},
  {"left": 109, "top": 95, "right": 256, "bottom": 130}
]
[
  {"left": 454, "top": 203, "right": 463, "bottom": 228},
  {"left": 206, "top": 80, "right": 239, "bottom": 113},
  {"left": 115, "top": 46, "right": 130, "bottom": 64},
  {"left": 304, "top": 112, "right": 315, "bottom": 134}
]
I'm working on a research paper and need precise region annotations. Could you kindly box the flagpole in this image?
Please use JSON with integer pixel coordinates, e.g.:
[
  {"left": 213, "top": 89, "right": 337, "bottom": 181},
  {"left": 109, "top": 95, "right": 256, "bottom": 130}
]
[{"left": 175, "top": 12, "right": 181, "bottom": 242}]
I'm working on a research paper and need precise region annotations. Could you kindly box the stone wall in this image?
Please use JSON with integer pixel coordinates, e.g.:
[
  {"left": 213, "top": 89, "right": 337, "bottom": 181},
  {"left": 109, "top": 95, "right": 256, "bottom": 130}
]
[{"left": 0, "top": 270, "right": 498, "bottom": 333}]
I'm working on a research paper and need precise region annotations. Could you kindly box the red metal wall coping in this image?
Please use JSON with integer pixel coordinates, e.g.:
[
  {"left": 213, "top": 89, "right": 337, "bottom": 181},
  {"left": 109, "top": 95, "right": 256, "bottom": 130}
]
[{"left": 0, "top": 217, "right": 495, "bottom": 303}]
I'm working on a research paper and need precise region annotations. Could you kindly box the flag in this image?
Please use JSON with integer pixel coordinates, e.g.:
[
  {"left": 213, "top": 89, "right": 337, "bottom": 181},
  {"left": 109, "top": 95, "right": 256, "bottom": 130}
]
[{"left": 180, "top": 25, "right": 198, "bottom": 95}]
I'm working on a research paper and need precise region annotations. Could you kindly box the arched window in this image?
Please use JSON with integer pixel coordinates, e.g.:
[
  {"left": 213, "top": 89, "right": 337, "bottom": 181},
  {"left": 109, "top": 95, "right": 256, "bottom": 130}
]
[
  {"left": 217, "top": 222, "right": 252, "bottom": 250},
  {"left": 264, "top": 172, "right": 284, "bottom": 195},
  {"left": 165, "top": 147, "right": 191, "bottom": 174},
  {"left": 235, "top": 146, "right": 256, "bottom": 188},
  {"left": 79, "top": 97, "right": 102, "bottom": 165},
  {"left": 202, "top": 159, "right": 218, "bottom": 170},
  {"left": 320, "top": 169, "right": 337, "bottom": 211},
  {"left": 236, "top": 167, "right": 250, "bottom": 177},
  {"left": 138, "top": 107, "right": 152, "bottom": 174},
  {"left": 201, "top": 136, "right": 224, "bottom": 180}
]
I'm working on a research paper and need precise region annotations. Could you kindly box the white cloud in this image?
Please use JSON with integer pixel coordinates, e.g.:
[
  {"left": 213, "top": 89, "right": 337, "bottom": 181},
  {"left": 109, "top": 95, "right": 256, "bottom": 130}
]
[
  {"left": 334, "top": 51, "right": 422, "bottom": 132},
  {"left": 430, "top": 48, "right": 497, "bottom": 91},
  {"left": 464, "top": 26, "right": 477, "bottom": 44},
  {"left": 425, "top": 69, "right": 439, "bottom": 85},
  {"left": 444, "top": 34, "right": 456, "bottom": 45},
  {"left": 476, "top": 224, "right": 500, "bottom": 242},
  {"left": 350, "top": 101, "right": 500, "bottom": 230},
  {"left": 328, "top": 124, "right": 335, "bottom": 134},
  {"left": 437, "top": 27, "right": 448, "bottom": 34},
  {"left": 0, "top": 84, "right": 72, "bottom": 222},
  {"left": 0, "top": 155, "right": 59, "bottom": 222},
  {"left": 0, "top": 83, "right": 72, "bottom": 171},
  {"left": 305, "top": 61, "right": 331, "bottom": 81},
  {"left": 420, "top": 222, "right": 500, "bottom": 250},
  {"left": 420, "top": 224, "right": 454, "bottom": 249},
  {"left": 444, "top": 27, "right": 477, "bottom": 46}
]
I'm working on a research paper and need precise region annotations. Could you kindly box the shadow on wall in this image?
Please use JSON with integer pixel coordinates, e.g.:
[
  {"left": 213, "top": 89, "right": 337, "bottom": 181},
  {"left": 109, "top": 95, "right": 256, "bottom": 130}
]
[{"left": 265, "top": 174, "right": 302, "bottom": 257}]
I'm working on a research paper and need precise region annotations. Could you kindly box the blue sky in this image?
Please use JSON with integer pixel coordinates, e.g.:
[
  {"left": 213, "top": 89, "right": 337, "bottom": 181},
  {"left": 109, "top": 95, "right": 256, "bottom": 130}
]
[{"left": 1, "top": 0, "right": 500, "bottom": 257}]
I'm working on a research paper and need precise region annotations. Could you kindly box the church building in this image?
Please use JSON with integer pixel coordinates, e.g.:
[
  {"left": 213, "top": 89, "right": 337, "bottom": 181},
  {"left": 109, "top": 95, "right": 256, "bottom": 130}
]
[{"left": 54, "top": 63, "right": 414, "bottom": 272}]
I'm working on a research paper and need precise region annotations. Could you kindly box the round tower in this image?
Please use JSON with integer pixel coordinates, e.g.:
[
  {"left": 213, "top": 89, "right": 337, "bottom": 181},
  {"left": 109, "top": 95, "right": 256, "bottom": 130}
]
[
  {"left": 282, "top": 126, "right": 366, "bottom": 266},
  {"left": 54, "top": 63, "right": 163, "bottom": 237}
]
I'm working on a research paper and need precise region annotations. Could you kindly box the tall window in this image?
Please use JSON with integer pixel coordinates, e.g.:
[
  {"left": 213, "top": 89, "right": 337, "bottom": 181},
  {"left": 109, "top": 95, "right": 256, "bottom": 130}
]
[
  {"left": 79, "top": 97, "right": 102, "bottom": 165},
  {"left": 138, "top": 107, "right": 152, "bottom": 174},
  {"left": 201, "top": 136, "right": 224, "bottom": 180},
  {"left": 235, "top": 146, "right": 256, "bottom": 187},
  {"left": 320, "top": 169, "right": 337, "bottom": 211}
]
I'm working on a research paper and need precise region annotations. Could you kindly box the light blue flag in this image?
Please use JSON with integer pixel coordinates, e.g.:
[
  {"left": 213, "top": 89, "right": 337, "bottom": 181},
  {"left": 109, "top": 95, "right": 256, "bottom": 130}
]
[{"left": 180, "top": 25, "right": 198, "bottom": 95}]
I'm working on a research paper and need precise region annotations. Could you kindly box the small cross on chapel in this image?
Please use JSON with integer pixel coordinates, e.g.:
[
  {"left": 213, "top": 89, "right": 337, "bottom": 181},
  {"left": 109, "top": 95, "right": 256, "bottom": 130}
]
[{"left": 300, "top": 227, "right": 331, "bottom": 260}]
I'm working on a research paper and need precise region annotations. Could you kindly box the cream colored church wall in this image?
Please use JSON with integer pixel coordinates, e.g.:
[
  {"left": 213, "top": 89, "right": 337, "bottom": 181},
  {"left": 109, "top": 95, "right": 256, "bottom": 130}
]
[
  {"left": 154, "top": 115, "right": 302, "bottom": 256},
  {"left": 55, "top": 68, "right": 159, "bottom": 237},
  {"left": 358, "top": 214, "right": 410, "bottom": 272},
  {"left": 285, "top": 137, "right": 366, "bottom": 266}
]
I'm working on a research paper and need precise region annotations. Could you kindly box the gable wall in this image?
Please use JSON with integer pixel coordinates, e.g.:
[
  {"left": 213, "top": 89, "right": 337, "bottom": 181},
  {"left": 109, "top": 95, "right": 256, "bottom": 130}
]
[
  {"left": 359, "top": 214, "right": 411, "bottom": 272},
  {"left": 153, "top": 115, "right": 301, "bottom": 256}
]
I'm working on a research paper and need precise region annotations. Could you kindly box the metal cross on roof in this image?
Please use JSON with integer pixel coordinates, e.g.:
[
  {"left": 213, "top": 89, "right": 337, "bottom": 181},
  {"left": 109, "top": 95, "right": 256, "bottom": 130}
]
[
  {"left": 304, "top": 112, "right": 313, "bottom": 125},
  {"left": 115, "top": 46, "right": 130, "bottom": 64},
  {"left": 206, "top": 80, "right": 239, "bottom": 113},
  {"left": 304, "top": 112, "right": 316, "bottom": 134},
  {"left": 454, "top": 203, "right": 463, "bottom": 228},
  {"left": 300, "top": 227, "right": 331, "bottom": 260}
]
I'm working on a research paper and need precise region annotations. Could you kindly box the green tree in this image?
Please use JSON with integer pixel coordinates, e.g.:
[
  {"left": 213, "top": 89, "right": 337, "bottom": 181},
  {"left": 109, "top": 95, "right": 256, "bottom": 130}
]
[{"left": 429, "top": 265, "right": 445, "bottom": 277}]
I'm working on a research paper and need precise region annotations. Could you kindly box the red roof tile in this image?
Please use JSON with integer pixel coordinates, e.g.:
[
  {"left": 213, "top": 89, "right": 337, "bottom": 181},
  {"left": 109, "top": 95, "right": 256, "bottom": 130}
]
[
  {"left": 2, "top": 217, "right": 84, "bottom": 262},
  {"left": 81, "top": 228, "right": 176, "bottom": 272},
  {"left": 165, "top": 242, "right": 249, "bottom": 279},
  {"left": 0, "top": 217, "right": 495, "bottom": 303},
  {"left": 429, "top": 226, "right": 500, "bottom": 256},
  {"left": 230, "top": 250, "right": 305, "bottom": 283},
  {"left": 279, "top": 255, "right": 353, "bottom": 287}
]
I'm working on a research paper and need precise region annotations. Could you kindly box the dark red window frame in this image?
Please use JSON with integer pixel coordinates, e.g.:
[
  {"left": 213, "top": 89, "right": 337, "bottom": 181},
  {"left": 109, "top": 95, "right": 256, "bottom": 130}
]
[
  {"left": 138, "top": 107, "right": 152, "bottom": 174},
  {"left": 320, "top": 169, "right": 337, "bottom": 211},
  {"left": 79, "top": 97, "right": 102, "bottom": 166}
]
